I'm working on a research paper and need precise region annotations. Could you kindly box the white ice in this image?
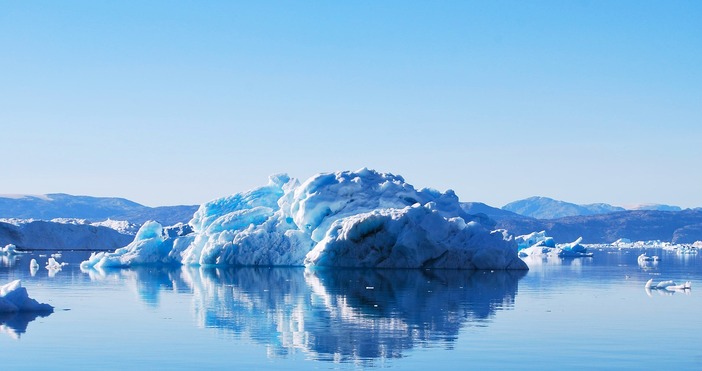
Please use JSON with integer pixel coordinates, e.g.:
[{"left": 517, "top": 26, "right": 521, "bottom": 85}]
[{"left": 82, "top": 169, "right": 527, "bottom": 270}]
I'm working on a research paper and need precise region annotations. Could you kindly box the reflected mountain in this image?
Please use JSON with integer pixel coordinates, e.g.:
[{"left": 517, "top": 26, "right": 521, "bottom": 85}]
[{"left": 0, "top": 311, "right": 52, "bottom": 340}]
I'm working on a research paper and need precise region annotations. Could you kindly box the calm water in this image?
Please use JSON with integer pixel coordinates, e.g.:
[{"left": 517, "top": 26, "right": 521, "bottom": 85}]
[{"left": 1, "top": 248, "right": 701, "bottom": 370}]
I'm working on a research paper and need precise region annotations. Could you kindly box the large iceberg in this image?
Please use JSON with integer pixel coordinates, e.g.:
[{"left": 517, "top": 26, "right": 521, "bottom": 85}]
[{"left": 82, "top": 169, "right": 527, "bottom": 270}]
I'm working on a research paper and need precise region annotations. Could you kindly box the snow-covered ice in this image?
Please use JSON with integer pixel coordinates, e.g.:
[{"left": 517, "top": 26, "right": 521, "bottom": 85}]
[{"left": 82, "top": 169, "right": 527, "bottom": 270}]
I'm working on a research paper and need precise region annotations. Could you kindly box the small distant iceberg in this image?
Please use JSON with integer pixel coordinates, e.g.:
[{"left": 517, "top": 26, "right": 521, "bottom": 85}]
[
  {"left": 645, "top": 278, "right": 691, "bottom": 296},
  {"left": 29, "top": 259, "right": 39, "bottom": 276},
  {"left": 637, "top": 253, "right": 660, "bottom": 263},
  {"left": 45, "top": 257, "right": 67, "bottom": 271},
  {"left": 46, "top": 257, "right": 68, "bottom": 276},
  {"left": 516, "top": 232, "right": 593, "bottom": 258},
  {"left": 0, "top": 244, "right": 20, "bottom": 255},
  {"left": 556, "top": 237, "right": 594, "bottom": 257}
]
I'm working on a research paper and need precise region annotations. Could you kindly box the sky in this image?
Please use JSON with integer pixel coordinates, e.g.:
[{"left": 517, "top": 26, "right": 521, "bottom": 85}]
[{"left": 1, "top": 1, "right": 700, "bottom": 208}]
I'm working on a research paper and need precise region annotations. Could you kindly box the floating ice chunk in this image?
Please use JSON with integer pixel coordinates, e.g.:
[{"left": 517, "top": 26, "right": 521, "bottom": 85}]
[
  {"left": 645, "top": 278, "right": 691, "bottom": 293},
  {"left": 0, "top": 280, "right": 53, "bottom": 313},
  {"left": 515, "top": 231, "right": 555, "bottom": 250},
  {"left": 555, "top": 238, "right": 593, "bottom": 257},
  {"left": 29, "top": 259, "right": 39, "bottom": 276},
  {"left": 82, "top": 169, "right": 526, "bottom": 270},
  {"left": 0, "top": 244, "right": 19, "bottom": 255},
  {"left": 637, "top": 253, "right": 660, "bottom": 263},
  {"left": 45, "top": 257, "right": 67, "bottom": 270},
  {"left": 517, "top": 232, "right": 592, "bottom": 258}
]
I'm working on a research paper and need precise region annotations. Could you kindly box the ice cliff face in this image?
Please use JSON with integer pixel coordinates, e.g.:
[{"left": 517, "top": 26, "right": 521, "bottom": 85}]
[{"left": 82, "top": 169, "right": 527, "bottom": 270}]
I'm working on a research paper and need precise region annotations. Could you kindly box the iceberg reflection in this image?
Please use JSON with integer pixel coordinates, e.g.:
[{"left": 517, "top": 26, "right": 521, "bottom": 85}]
[
  {"left": 184, "top": 267, "right": 525, "bottom": 363},
  {"left": 84, "top": 266, "right": 524, "bottom": 363},
  {"left": 82, "top": 266, "right": 192, "bottom": 306},
  {"left": 0, "top": 311, "right": 52, "bottom": 340}
]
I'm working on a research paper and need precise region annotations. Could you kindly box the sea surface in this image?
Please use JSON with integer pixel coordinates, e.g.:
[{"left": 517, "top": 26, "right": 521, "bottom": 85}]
[{"left": 1, "top": 248, "right": 701, "bottom": 370}]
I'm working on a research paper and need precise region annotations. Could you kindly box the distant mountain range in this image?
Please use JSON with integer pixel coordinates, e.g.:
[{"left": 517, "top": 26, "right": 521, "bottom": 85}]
[
  {"left": 0, "top": 194, "right": 198, "bottom": 226},
  {"left": 0, "top": 194, "right": 198, "bottom": 250},
  {"left": 462, "top": 198, "right": 701, "bottom": 244},
  {"left": 496, "top": 209, "right": 702, "bottom": 244},
  {"left": 0, "top": 193, "right": 699, "bottom": 250},
  {"left": 501, "top": 196, "right": 682, "bottom": 219}
]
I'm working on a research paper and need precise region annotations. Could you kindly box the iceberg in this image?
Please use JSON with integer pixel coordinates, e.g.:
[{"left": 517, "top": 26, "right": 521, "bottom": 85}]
[
  {"left": 517, "top": 232, "right": 592, "bottom": 258},
  {"left": 637, "top": 253, "right": 660, "bottom": 263},
  {"left": 82, "top": 169, "right": 527, "bottom": 270},
  {"left": 0, "top": 244, "right": 19, "bottom": 255},
  {"left": 515, "top": 231, "right": 555, "bottom": 250},
  {"left": 29, "top": 259, "right": 39, "bottom": 276},
  {"left": 556, "top": 237, "right": 593, "bottom": 257},
  {"left": 645, "top": 279, "right": 691, "bottom": 297},
  {"left": 45, "top": 257, "right": 67, "bottom": 270},
  {"left": 0, "top": 280, "right": 54, "bottom": 338},
  {"left": 0, "top": 280, "right": 53, "bottom": 313}
]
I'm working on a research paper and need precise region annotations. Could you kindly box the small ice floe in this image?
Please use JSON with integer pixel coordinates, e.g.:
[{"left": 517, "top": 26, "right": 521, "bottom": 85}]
[{"left": 645, "top": 278, "right": 691, "bottom": 296}]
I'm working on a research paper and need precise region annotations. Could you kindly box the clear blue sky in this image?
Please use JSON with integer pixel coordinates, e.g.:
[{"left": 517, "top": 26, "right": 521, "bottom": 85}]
[{"left": 1, "top": 1, "right": 700, "bottom": 208}]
